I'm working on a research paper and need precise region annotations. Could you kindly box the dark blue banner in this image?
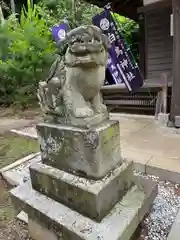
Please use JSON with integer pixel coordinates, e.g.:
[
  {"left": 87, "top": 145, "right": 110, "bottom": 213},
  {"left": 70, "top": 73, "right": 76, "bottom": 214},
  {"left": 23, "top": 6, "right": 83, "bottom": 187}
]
[
  {"left": 51, "top": 23, "right": 69, "bottom": 42},
  {"left": 92, "top": 8, "right": 143, "bottom": 91}
]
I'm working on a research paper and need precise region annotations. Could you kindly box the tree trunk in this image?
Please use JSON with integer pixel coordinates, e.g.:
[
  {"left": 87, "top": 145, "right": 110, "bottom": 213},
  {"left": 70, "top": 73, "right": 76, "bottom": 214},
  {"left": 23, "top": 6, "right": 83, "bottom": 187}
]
[{"left": 10, "top": 0, "right": 15, "bottom": 14}]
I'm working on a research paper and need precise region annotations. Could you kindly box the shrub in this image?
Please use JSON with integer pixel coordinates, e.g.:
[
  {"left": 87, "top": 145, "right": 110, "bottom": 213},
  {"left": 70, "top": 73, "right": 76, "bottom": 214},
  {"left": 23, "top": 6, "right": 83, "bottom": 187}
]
[
  {"left": 0, "top": 0, "right": 139, "bottom": 108},
  {"left": 37, "top": 0, "right": 101, "bottom": 28},
  {"left": 0, "top": 0, "right": 56, "bottom": 108}
]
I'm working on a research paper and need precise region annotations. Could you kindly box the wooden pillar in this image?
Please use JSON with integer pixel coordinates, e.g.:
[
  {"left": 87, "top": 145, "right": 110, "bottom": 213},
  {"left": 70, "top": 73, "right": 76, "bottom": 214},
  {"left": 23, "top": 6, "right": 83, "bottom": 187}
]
[
  {"left": 138, "top": 14, "right": 146, "bottom": 79},
  {"left": 0, "top": 5, "right": 5, "bottom": 26},
  {"left": 10, "top": 0, "right": 16, "bottom": 14},
  {"left": 170, "top": 0, "right": 180, "bottom": 124}
]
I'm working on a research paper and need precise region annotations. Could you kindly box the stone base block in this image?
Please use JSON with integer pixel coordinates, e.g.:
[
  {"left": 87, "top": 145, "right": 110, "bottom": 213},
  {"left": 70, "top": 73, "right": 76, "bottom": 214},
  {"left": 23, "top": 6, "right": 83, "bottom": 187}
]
[
  {"left": 10, "top": 178, "right": 157, "bottom": 240},
  {"left": 158, "top": 113, "right": 170, "bottom": 126},
  {"left": 28, "top": 218, "right": 58, "bottom": 240},
  {"left": 175, "top": 116, "right": 180, "bottom": 128},
  {"left": 167, "top": 207, "right": 180, "bottom": 240},
  {"left": 30, "top": 160, "right": 134, "bottom": 221},
  {"left": 36, "top": 120, "right": 122, "bottom": 179}
]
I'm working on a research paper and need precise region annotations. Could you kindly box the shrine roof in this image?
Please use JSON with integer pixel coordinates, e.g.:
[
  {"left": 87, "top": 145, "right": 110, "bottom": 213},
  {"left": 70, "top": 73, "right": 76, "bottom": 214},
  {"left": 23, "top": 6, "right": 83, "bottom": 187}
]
[{"left": 86, "top": 0, "right": 143, "bottom": 20}]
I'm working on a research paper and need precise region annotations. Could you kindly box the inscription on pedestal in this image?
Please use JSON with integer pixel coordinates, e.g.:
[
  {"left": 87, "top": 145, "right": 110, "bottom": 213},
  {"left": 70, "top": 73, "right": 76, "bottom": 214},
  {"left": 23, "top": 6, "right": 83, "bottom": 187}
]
[{"left": 37, "top": 120, "right": 122, "bottom": 179}]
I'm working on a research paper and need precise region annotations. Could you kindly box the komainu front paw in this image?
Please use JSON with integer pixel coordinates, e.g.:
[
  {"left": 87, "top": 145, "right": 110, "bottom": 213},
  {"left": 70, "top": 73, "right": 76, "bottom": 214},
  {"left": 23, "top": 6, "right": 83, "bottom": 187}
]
[
  {"left": 74, "top": 107, "right": 94, "bottom": 118},
  {"left": 94, "top": 103, "right": 107, "bottom": 114}
]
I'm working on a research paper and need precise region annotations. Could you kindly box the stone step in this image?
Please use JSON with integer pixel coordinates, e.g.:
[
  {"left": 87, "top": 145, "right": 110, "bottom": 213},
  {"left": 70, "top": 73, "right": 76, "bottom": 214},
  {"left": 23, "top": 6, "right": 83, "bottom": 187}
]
[
  {"left": 30, "top": 160, "right": 134, "bottom": 222},
  {"left": 17, "top": 211, "right": 28, "bottom": 223},
  {"left": 10, "top": 179, "right": 157, "bottom": 240},
  {"left": 1, "top": 153, "right": 41, "bottom": 186},
  {"left": 167, "top": 208, "right": 180, "bottom": 240}
]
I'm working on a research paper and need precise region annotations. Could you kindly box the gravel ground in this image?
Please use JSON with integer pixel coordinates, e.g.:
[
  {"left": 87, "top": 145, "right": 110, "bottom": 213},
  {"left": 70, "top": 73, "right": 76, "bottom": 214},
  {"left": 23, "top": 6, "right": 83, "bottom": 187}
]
[
  {"left": 0, "top": 176, "right": 32, "bottom": 240},
  {"left": 0, "top": 220, "right": 32, "bottom": 240},
  {"left": 135, "top": 172, "right": 180, "bottom": 240}
]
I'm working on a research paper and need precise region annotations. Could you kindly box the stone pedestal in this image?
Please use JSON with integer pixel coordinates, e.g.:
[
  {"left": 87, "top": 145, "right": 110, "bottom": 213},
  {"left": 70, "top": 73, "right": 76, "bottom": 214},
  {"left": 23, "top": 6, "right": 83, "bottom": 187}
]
[
  {"left": 37, "top": 120, "right": 122, "bottom": 179},
  {"left": 30, "top": 160, "right": 133, "bottom": 221},
  {"left": 10, "top": 119, "right": 157, "bottom": 240}
]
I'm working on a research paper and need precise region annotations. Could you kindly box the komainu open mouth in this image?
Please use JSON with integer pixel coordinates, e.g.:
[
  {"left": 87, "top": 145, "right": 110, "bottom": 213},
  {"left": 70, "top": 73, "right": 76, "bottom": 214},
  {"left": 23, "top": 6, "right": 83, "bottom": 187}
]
[{"left": 69, "top": 41, "right": 103, "bottom": 55}]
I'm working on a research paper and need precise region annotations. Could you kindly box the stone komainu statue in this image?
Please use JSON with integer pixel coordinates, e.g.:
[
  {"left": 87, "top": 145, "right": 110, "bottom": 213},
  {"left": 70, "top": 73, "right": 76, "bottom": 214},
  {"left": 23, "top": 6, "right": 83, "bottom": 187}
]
[{"left": 37, "top": 25, "right": 110, "bottom": 122}]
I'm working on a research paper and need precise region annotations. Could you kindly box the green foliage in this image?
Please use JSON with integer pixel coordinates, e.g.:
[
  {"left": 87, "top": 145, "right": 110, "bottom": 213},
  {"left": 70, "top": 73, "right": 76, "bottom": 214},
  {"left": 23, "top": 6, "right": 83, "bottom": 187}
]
[
  {"left": 0, "top": 0, "right": 56, "bottom": 108},
  {"left": 0, "top": 0, "right": 139, "bottom": 108},
  {"left": 37, "top": 0, "right": 101, "bottom": 28},
  {"left": 112, "top": 13, "right": 139, "bottom": 62}
]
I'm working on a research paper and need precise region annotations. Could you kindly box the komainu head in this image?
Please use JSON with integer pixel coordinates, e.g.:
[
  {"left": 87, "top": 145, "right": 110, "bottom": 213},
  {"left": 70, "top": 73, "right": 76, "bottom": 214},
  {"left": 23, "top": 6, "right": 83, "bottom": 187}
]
[{"left": 58, "top": 25, "right": 110, "bottom": 67}]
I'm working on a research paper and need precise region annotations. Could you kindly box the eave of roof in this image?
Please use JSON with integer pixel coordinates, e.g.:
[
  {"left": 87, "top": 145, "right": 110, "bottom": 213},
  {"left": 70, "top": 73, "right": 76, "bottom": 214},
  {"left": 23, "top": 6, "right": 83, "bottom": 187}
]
[{"left": 86, "top": 0, "right": 143, "bottom": 20}]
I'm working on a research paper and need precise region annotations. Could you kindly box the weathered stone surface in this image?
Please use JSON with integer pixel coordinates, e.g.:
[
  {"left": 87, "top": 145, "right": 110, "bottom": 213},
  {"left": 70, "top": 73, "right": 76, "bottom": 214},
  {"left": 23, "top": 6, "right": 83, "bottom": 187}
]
[
  {"left": 135, "top": 176, "right": 158, "bottom": 221},
  {"left": 38, "top": 25, "right": 109, "bottom": 122},
  {"left": 17, "top": 211, "right": 28, "bottom": 224},
  {"left": 175, "top": 115, "right": 180, "bottom": 128},
  {"left": 30, "top": 160, "right": 134, "bottom": 221},
  {"left": 28, "top": 218, "right": 59, "bottom": 240},
  {"left": 167, "top": 208, "right": 180, "bottom": 240},
  {"left": 44, "top": 110, "right": 109, "bottom": 128},
  {"left": 158, "top": 113, "right": 170, "bottom": 126},
  {"left": 1, "top": 153, "right": 41, "bottom": 186},
  {"left": 37, "top": 120, "right": 122, "bottom": 179},
  {"left": 66, "top": 112, "right": 108, "bottom": 128},
  {"left": 10, "top": 178, "right": 157, "bottom": 240}
]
